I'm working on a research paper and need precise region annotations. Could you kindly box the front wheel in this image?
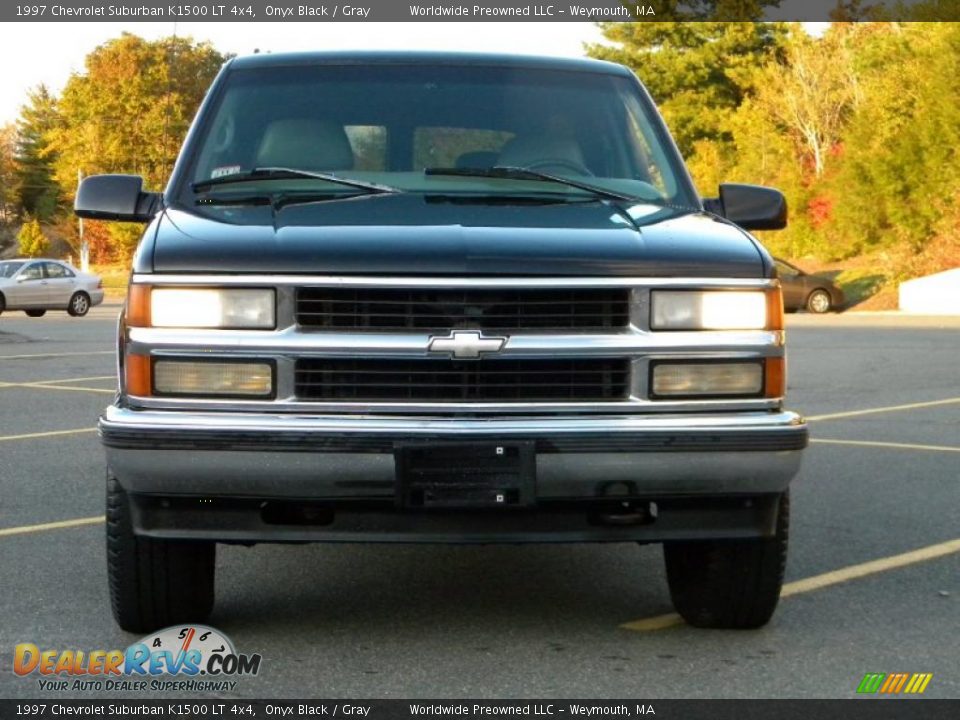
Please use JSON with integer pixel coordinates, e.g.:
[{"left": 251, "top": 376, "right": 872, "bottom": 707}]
[
  {"left": 68, "top": 292, "right": 90, "bottom": 317},
  {"left": 663, "top": 493, "right": 789, "bottom": 629},
  {"left": 106, "top": 472, "right": 216, "bottom": 633},
  {"left": 806, "top": 289, "right": 832, "bottom": 314}
]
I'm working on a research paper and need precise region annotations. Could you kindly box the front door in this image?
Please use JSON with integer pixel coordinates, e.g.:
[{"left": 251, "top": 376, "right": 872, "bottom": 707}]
[{"left": 9, "top": 261, "right": 48, "bottom": 308}]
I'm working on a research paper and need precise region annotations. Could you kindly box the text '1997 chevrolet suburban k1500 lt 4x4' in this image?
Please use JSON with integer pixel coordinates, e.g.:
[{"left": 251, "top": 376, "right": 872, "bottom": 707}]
[{"left": 76, "top": 51, "right": 807, "bottom": 633}]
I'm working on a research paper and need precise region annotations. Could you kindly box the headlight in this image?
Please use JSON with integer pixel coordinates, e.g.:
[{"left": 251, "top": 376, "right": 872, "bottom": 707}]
[
  {"left": 127, "top": 286, "right": 275, "bottom": 329},
  {"left": 650, "top": 290, "right": 778, "bottom": 330}
]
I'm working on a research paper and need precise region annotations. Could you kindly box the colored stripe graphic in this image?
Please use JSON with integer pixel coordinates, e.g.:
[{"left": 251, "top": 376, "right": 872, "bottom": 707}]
[
  {"left": 880, "top": 673, "right": 904, "bottom": 693},
  {"left": 907, "top": 674, "right": 933, "bottom": 694},
  {"left": 857, "top": 672, "right": 932, "bottom": 694},
  {"left": 891, "top": 674, "right": 909, "bottom": 693},
  {"left": 857, "top": 673, "right": 886, "bottom": 693}
]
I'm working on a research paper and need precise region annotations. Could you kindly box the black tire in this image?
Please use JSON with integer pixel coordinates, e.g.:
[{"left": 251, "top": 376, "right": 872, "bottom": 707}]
[
  {"left": 806, "top": 289, "right": 832, "bottom": 314},
  {"left": 67, "top": 291, "right": 91, "bottom": 317},
  {"left": 0, "top": 293, "right": 5, "bottom": 315},
  {"left": 25, "top": 309, "right": 46, "bottom": 317},
  {"left": 106, "top": 472, "right": 216, "bottom": 633},
  {"left": 663, "top": 493, "right": 789, "bottom": 629}
]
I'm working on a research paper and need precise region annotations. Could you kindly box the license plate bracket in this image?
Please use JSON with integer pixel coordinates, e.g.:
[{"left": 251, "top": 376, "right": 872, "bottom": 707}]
[{"left": 395, "top": 441, "right": 536, "bottom": 509}]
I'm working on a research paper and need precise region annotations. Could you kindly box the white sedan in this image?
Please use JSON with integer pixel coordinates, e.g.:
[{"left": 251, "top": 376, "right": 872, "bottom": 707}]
[{"left": 0, "top": 258, "right": 105, "bottom": 317}]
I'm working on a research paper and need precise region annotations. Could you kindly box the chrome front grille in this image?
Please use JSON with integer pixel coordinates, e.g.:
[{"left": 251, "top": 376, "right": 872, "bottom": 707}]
[
  {"left": 295, "top": 287, "right": 630, "bottom": 331},
  {"left": 126, "top": 274, "right": 784, "bottom": 414},
  {"left": 294, "top": 358, "right": 630, "bottom": 402}
]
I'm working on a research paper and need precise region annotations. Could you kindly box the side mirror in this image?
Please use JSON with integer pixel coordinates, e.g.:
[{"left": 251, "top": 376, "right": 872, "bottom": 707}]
[
  {"left": 74, "top": 174, "right": 161, "bottom": 222},
  {"left": 705, "top": 183, "right": 787, "bottom": 231}
]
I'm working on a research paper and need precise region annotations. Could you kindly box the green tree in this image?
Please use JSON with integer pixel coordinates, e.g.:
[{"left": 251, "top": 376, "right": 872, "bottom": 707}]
[
  {"left": 587, "top": 21, "right": 787, "bottom": 155},
  {"left": 14, "top": 85, "right": 61, "bottom": 221},
  {"left": 17, "top": 217, "right": 49, "bottom": 257},
  {"left": 0, "top": 124, "right": 17, "bottom": 223},
  {"left": 829, "top": 22, "right": 960, "bottom": 254}
]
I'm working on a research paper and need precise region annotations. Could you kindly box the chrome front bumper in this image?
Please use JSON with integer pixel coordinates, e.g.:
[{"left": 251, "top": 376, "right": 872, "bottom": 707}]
[{"left": 101, "top": 406, "right": 807, "bottom": 499}]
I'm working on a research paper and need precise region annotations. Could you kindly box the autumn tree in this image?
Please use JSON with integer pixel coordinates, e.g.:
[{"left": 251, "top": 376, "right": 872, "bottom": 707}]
[
  {"left": 45, "top": 33, "right": 227, "bottom": 259},
  {"left": 48, "top": 33, "right": 227, "bottom": 193},
  {"left": 752, "top": 26, "right": 859, "bottom": 179}
]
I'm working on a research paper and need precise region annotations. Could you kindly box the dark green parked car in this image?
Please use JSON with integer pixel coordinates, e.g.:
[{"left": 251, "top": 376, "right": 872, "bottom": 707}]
[{"left": 775, "top": 258, "right": 846, "bottom": 313}]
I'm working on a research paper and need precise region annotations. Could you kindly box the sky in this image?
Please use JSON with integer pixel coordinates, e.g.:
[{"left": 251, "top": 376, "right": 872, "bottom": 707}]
[{"left": 0, "top": 22, "right": 609, "bottom": 125}]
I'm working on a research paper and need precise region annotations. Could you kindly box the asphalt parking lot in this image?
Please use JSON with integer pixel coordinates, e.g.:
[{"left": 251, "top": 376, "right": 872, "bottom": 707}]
[{"left": 0, "top": 304, "right": 957, "bottom": 699}]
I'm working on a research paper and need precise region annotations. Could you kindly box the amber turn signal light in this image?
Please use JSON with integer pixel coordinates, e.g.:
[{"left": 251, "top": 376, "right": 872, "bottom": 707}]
[
  {"left": 126, "top": 285, "right": 151, "bottom": 328},
  {"left": 125, "top": 354, "right": 152, "bottom": 396},
  {"left": 764, "top": 357, "right": 785, "bottom": 398},
  {"left": 766, "top": 287, "right": 784, "bottom": 332}
]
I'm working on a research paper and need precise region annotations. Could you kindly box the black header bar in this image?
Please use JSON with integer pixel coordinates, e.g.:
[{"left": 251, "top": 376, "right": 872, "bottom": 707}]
[
  {"left": 4, "top": 0, "right": 959, "bottom": 23},
  {"left": 3, "top": 700, "right": 959, "bottom": 719}
]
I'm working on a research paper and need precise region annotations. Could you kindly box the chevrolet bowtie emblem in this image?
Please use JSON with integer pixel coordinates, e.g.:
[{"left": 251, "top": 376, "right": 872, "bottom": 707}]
[{"left": 427, "top": 330, "right": 507, "bottom": 360}]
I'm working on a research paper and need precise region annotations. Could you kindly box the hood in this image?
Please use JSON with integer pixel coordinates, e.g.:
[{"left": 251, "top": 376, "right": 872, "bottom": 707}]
[{"left": 147, "top": 194, "right": 767, "bottom": 277}]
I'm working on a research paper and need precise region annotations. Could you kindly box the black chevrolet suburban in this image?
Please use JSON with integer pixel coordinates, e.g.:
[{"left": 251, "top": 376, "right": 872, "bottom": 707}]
[{"left": 76, "top": 52, "right": 807, "bottom": 633}]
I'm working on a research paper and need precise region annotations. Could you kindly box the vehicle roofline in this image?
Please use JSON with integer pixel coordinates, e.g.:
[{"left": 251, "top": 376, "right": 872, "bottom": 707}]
[{"left": 228, "top": 50, "right": 635, "bottom": 77}]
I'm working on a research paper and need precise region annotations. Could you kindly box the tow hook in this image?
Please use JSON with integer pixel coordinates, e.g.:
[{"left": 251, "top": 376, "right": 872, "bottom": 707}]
[{"left": 590, "top": 500, "right": 658, "bottom": 527}]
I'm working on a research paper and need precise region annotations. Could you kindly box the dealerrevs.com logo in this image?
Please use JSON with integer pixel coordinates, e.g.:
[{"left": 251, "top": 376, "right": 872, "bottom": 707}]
[{"left": 13, "top": 625, "right": 261, "bottom": 692}]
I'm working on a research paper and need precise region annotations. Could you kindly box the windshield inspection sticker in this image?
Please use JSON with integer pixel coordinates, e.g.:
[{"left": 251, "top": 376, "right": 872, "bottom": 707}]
[{"left": 211, "top": 165, "right": 242, "bottom": 179}]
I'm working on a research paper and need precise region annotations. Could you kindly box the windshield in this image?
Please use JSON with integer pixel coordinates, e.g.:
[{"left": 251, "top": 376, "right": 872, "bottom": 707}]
[
  {"left": 179, "top": 63, "right": 697, "bottom": 210},
  {"left": 0, "top": 261, "right": 25, "bottom": 278}
]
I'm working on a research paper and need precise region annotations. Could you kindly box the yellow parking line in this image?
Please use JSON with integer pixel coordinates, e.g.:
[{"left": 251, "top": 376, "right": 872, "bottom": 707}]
[
  {"left": 807, "top": 397, "right": 960, "bottom": 422},
  {"left": 0, "top": 350, "right": 114, "bottom": 360},
  {"left": 780, "top": 537, "right": 960, "bottom": 595},
  {"left": 812, "top": 438, "right": 960, "bottom": 453},
  {"left": 622, "top": 537, "right": 960, "bottom": 632},
  {"left": 0, "top": 516, "right": 104, "bottom": 538},
  {"left": 30, "top": 375, "right": 115, "bottom": 385},
  {"left": 36, "top": 384, "right": 114, "bottom": 395},
  {"left": 0, "top": 382, "right": 113, "bottom": 395},
  {"left": 0, "top": 427, "right": 96, "bottom": 442},
  {"left": 621, "top": 613, "right": 685, "bottom": 632}
]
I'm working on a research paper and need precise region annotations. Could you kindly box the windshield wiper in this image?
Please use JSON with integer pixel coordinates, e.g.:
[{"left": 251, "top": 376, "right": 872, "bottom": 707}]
[
  {"left": 424, "top": 166, "right": 639, "bottom": 203},
  {"left": 195, "top": 191, "right": 390, "bottom": 210},
  {"left": 192, "top": 167, "right": 401, "bottom": 195}
]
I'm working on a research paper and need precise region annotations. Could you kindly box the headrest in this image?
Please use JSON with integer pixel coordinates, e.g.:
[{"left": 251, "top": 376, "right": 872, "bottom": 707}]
[
  {"left": 455, "top": 151, "right": 499, "bottom": 169},
  {"left": 497, "top": 135, "right": 585, "bottom": 169},
  {"left": 255, "top": 119, "right": 354, "bottom": 171}
]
